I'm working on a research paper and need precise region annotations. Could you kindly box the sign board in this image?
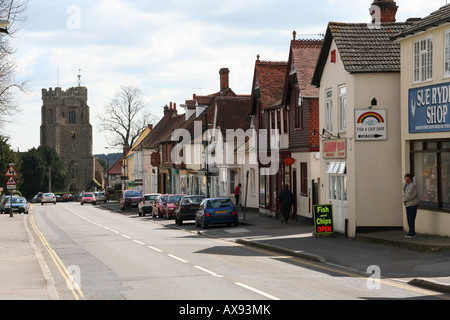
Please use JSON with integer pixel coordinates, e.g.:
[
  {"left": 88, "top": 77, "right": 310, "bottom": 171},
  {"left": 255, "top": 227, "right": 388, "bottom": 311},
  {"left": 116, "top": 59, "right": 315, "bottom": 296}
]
[
  {"left": 151, "top": 152, "right": 161, "bottom": 167},
  {"left": 7, "top": 185, "right": 16, "bottom": 190},
  {"left": 355, "top": 109, "right": 387, "bottom": 141},
  {"left": 4, "top": 166, "right": 18, "bottom": 177},
  {"left": 6, "top": 177, "right": 16, "bottom": 185},
  {"left": 322, "top": 139, "right": 346, "bottom": 160},
  {"left": 313, "top": 204, "right": 334, "bottom": 236},
  {"left": 409, "top": 83, "right": 450, "bottom": 133},
  {"left": 284, "top": 158, "right": 295, "bottom": 166}
]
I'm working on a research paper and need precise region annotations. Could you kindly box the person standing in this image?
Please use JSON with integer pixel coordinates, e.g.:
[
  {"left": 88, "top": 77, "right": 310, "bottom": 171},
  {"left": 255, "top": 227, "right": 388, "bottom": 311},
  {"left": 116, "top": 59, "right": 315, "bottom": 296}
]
[
  {"left": 278, "top": 184, "right": 294, "bottom": 224},
  {"left": 403, "top": 173, "right": 420, "bottom": 238},
  {"left": 234, "top": 183, "right": 242, "bottom": 208}
]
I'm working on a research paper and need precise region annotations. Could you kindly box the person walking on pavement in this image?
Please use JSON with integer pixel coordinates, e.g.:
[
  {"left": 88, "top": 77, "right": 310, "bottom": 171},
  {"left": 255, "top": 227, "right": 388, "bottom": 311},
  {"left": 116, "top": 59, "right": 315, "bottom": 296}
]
[
  {"left": 234, "top": 183, "right": 242, "bottom": 208},
  {"left": 403, "top": 173, "right": 420, "bottom": 238},
  {"left": 278, "top": 184, "right": 294, "bottom": 224}
]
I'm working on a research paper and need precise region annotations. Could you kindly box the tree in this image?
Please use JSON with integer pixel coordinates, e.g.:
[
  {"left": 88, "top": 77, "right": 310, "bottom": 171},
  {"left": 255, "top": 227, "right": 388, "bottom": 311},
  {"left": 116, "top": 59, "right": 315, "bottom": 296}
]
[
  {"left": 0, "top": 0, "right": 29, "bottom": 132},
  {"left": 19, "top": 146, "right": 69, "bottom": 199},
  {"left": 98, "top": 86, "right": 159, "bottom": 148}
]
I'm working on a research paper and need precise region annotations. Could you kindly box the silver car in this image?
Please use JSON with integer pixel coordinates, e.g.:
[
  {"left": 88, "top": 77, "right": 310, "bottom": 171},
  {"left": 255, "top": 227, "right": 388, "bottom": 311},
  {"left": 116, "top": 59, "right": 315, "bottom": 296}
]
[
  {"left": 41, "top": 193, "right": 56, "bottom": 205},
  {"left": 94, "top": 192, "right": 107, "bottom": 203}
]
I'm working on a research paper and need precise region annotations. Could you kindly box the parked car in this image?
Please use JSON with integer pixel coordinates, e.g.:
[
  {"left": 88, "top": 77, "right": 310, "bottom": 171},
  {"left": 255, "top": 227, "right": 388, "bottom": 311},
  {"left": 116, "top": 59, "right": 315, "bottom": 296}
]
[
  {"left": 62, "top": 194, "right": 73, "bottom": 202},
  {"left": 0, "top": 195, "right": 12, "bottom": 214},
  {"left": 195, "top": 198, "right": 238, "bottom": 229},
  {"left": 4, "top": 197, "right": 29, "bottom": 214},
  {"left": 175, "top": 195, "right": 205, "bottom": 225},
  {"left": 55, "top": 194, "right": 63, "bottom": 202},
  {"left": 41, "top": 193, "right": 56, "bottom": 205},
  {"left": 32, "top": 192, "right": 43, "bottom": 203},
  {"left": 163, "top": 194, "right": 186, "bottom": 219},
  {"left": 138, "top": 193, "right": 160, "bottom": 217},
  {"left": 120, "top": 190, "right": 142, "bottom": 210},
  {"left": 152, "top": 194, "right": 169, "bottom": 218},
  {"left": 94, "top": 192, "right": 107, "bottom": 204},
  {"left": 80, "top": 192, "right": 96, "bottom": 205}
]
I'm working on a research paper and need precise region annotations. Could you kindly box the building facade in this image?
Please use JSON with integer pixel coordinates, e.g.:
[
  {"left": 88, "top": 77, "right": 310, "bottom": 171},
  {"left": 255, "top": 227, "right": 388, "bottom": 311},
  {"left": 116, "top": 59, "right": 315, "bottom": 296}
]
[
  {"left": 40, "top": 86, "right": 94, "bottom": 192},
  {"left": 394, "top": 4, "right": 450, "bottom": 237}
]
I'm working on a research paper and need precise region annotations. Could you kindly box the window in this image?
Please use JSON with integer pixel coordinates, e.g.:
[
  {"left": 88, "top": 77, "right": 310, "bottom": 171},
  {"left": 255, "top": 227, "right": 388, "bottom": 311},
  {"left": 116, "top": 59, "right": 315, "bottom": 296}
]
[
  {"left": 300, "top": 163, "right": 308, "bottom": 196},
  {"left": 326, "top": 90, "right": 333, "bottom": 132},
  {"left": 413, "top": 37, "right": 433, "bottom": 83},
  {"left": 295, "top": 91, "right": 302, "bottom": 129},
  {"left": 69, "top": 109, "right": 77, "bottom": 124},
  {"left": 327, "top": 162, "right": 347, "bottom": 202},
  {"left": 338, "top": 85, "right": 346, "bottom": 132},
  {"left": 411, "top": 140, "right": 450, "bottom": 211},
  {"left": 445, "top": 31, "right": 450, "bottom": 78},
  {"left": 283, "top": 108, "right": 288, "bottom": 133}
]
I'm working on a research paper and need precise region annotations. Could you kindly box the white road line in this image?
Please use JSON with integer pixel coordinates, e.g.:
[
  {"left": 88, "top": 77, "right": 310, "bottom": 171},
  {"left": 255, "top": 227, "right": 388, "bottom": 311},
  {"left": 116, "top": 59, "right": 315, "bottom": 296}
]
[
  {"left": 121, "top": 234, "right": 131, "bottom": 239},
  {"left": 147, "top": 246, "right": 163, "bottom": 253},
  {"left": 133, "top": 240, "right": 145, "bottom": 245},
  {"left": 235, "top": 283, "right": 280, "bottom": 300},
  {"left": 111, "top": 230, "right": 119, "bottom": 234},
  {"left": 167, "top": 254, "right": 188, "bottom": 264},
  {"left": 194, "top": 266, "right": 223, "bottom": 278}
]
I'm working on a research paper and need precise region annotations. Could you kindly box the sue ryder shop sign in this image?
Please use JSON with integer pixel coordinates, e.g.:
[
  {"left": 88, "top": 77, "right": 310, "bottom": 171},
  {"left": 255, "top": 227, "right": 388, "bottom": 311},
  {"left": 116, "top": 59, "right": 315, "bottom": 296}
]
[
  {"left": 409, "top": 82, "right": 450, "bottom": 133},
  {"left": 322, "top": 139, "right": 346, "bottom": 160}
]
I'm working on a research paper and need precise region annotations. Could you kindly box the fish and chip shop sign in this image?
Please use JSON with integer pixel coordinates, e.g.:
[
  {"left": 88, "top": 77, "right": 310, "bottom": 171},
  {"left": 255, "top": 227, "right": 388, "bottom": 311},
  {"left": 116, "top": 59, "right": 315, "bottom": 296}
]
[{"left": 409, "top": 83, "right": 450, "bottom": 133}]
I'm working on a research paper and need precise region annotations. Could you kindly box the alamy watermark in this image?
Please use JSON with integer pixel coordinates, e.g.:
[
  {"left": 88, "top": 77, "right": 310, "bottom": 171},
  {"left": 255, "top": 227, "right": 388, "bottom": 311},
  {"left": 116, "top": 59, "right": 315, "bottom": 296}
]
[
  {"left": 367, "top": 265, "right": 381, "bottom": 290},
  {"left": 171, "top": 121, "right": 281, "bottom": 175},
  {"left": 67, "top": 5, "right": 82, "bottom": 30},
  {"left": 368, "top": 5, "right": 381, "bottom": 30}
]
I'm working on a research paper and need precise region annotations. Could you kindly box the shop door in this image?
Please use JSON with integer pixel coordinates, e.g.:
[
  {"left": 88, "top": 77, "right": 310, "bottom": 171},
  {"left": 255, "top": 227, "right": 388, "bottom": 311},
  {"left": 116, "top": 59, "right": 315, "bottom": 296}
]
[{"left": 327, "top": 162, "right": 347, "bottom": 233}]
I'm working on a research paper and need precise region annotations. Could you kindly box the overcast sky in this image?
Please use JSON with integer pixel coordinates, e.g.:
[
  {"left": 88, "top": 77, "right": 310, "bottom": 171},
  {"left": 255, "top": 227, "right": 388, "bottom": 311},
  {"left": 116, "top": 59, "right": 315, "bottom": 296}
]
[{"left": 4, "top": 0, "right": 446, "bottom": 155}]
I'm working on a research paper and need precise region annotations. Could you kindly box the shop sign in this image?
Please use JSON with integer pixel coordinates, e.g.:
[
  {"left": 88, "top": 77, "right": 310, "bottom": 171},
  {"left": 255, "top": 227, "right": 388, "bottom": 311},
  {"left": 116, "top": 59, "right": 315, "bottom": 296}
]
[
  {"left": 313, "top": 204, "right": 334, "bottom": 235},
  {"left": 409, "top": 83, "right": 450, "bottom": 133},
  {"left": 355, "top": 109, "right": 387, "bottom": 141},
  {"left": 151, "top": 152, "right": 161, "bottom": 167},
  {"left": 284, "top": 157, "right": 295, "bottom": 166},
  {"left": 322, "top": 139, "right": 346, "bottom": 159}
]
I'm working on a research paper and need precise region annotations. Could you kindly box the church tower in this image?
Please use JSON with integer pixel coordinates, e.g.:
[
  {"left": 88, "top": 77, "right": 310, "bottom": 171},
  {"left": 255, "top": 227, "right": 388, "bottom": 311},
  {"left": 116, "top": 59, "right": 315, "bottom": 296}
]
[{"left": 40, "top": 85, "right": 94, "bottom": 192}]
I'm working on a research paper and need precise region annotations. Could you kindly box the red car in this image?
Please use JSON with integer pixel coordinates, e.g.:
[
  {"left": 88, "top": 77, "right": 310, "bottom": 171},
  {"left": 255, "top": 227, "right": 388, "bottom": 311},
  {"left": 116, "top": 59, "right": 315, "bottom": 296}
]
[
  {"left": 164, "top": 194, "right": 186, "bottom": 219},
  {"left": 120, "top": 190, "right": 142, "bottom": 210},
  {"left": 62, "top": 194, "right": 73, "bottom": 202},
  {"left": 81, "top": 193, "right": 96, "bottom": 205},
  {"left": 152, "top": 194, "right": 169, "bottom": 218}
]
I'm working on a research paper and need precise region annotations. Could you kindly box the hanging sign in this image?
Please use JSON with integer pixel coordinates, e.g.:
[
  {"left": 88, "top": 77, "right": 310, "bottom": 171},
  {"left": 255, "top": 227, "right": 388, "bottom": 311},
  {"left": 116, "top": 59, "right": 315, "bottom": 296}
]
[
  {"left": 313, "top": 204, "right": 334, "bottom": 236},
  {"left": 355, "top": 109, "right": 387, "bottom": 141}
]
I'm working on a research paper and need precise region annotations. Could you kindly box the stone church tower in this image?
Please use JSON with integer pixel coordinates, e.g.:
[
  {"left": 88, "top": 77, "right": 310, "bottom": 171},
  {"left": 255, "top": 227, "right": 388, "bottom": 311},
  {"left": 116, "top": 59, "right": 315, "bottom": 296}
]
[{"left": 40, "top": 86, "right": 94, "bottom": 192}]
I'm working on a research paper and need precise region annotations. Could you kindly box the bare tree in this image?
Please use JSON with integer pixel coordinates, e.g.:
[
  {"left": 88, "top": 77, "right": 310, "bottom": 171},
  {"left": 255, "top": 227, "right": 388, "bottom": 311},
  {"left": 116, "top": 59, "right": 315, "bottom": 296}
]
[
  {"left": 98, "top": 86, "right": 159, "bottom": 148},
  {"left": 0, "top": 0, "right": 29, "bottom": 132}
]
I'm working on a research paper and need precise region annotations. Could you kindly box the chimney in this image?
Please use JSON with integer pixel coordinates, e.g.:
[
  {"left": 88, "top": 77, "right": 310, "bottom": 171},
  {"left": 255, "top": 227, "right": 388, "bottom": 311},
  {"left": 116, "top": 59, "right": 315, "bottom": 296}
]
[
  {"left": 371, "top": 0, "right": 398, "bottom": 23},
  {"left": 163, "top": 103, "right": 178, "bottom": 125},
  {"left": 219, "top": 68, "right": 230, "bottom": 92}
]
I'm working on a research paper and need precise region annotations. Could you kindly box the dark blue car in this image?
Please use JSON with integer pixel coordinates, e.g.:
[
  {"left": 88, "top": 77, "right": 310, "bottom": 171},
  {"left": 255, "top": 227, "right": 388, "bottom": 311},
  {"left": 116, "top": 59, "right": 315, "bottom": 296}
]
[{"left": 195, "top": 198, "right": 238, "bottom": 229}]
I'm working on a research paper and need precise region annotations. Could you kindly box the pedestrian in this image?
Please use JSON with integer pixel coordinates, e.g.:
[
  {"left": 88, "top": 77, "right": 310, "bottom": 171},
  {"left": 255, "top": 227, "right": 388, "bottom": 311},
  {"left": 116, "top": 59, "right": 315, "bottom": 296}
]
[
  {"left": 402, "top": 173, "right": 420, "bottom": 238},
  {"left": 234, "top": 183, "right": 241, "bottom": 208},
  {"left": 278, "top": 184, "right": 294, "bottom": 224}
]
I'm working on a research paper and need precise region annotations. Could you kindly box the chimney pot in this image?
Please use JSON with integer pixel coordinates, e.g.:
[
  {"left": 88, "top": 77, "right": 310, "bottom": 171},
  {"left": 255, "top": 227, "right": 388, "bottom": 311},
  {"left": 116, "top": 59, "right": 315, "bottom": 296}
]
[{"left": 371, "top": 0, "right": 398, "bottom": 23}]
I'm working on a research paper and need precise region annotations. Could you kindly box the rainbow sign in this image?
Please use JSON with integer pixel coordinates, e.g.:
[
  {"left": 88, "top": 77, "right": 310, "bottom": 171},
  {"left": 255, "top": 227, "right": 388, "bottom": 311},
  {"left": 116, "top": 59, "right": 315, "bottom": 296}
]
[
  {"left": 357, "top": 112, "right": 385, "bottom": 124},
  {"left": 355, "top": 109, "right": 387, "bottom": 141}
]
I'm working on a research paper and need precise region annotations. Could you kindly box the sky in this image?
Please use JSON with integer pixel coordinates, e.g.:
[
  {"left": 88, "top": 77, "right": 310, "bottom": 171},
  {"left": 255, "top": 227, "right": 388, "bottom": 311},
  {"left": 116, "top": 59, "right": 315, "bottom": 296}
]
[{"left": 3, "top": 0, "right": 447, "bottom": 155}]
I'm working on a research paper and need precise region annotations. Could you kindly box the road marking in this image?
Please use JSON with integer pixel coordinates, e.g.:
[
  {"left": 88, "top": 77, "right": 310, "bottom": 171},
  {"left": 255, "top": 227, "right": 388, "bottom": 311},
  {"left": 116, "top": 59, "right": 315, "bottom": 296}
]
[
  {"left": 167, "top": 254, "right": 188, "bottom": 264},
  {"left": 235, "top": 282, "right": 280, "bottom": 300},
  {"left": 194, "top": 266, "right": 223, "bottom": 278},
  {"left": 30, "top": 215, "right": 86, "bottom": 300},
  {"left": 147, "top": 246, "right": 163, "bottom": 253},
  {"left": 111, "top": 230, "right": 119, "bottom": 234},
  {"left": 133, "top": 240, "right": 145, "bottom": 245},
  {"left": 121, "top": 234, "right": 131, "bottom": 239}
]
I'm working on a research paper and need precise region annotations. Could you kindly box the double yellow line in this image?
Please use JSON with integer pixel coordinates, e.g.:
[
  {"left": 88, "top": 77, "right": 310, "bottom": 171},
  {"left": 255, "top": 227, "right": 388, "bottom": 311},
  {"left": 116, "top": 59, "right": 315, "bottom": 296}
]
[{"left": 29, "top": 213, "right": 86, "bottom": 300}]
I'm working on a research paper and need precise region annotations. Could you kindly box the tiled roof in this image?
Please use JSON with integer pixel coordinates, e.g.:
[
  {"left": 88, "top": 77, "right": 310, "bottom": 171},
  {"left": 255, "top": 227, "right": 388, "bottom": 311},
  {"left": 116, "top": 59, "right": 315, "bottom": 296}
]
[
  {"left": 215, "top": 96, "right": 252, "bottom": 136},
  {"left": 312, "top": 22, "right": 411, "bottom": 86},
  {"left": 393, "top": 4, "right": 450, "bottom": 39},
  {"left": 252, "top": 60, "right": 288, "bottom": 110}
]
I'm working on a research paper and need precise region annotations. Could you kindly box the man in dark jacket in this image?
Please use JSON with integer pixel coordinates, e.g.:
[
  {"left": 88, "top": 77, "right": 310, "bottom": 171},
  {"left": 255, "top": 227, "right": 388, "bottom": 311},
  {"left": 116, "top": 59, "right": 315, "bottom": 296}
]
[{"left": 278, "top": 184, "right": 294, "bottom": 224}]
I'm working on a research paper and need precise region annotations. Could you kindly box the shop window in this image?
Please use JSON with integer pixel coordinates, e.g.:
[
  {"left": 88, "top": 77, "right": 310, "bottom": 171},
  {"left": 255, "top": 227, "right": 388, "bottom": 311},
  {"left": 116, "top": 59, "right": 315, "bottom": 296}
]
[
  {"left": 327, "top": 162, "right": 347, "bottom": 202},
  {"left": 411, "top": 141, "right": 450, "bottom": 211}
]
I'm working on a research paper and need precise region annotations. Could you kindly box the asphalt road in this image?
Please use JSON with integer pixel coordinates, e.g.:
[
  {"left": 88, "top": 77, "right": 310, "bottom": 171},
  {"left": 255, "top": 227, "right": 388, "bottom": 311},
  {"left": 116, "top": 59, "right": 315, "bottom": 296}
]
[{"left": 30, "top": 202, "right": 445, "bottom": 301}]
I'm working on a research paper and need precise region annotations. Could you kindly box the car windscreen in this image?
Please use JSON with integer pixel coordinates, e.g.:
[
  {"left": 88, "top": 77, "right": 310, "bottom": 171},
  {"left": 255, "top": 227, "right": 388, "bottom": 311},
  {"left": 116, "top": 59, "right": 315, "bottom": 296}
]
[
  {"left": 145, "top": 195, "right": 158, "bottom": 201},
  {"left": 183, "top": 197, "right": 204, "bottom": 204},
  {"left": 13, "top": 198, "right": 26, "bottom": 204},
  {"left": 160, "top": 196, "right": 167, "bottom": 202},
  {"left": 124, "top": 191, "right": 141, "bottom": 197},
  {"left": 168, "top": 196, "right": 182, "bottom": 204},
  {"left": 207, "top": 199, "right": 234, "bottom": 208}
]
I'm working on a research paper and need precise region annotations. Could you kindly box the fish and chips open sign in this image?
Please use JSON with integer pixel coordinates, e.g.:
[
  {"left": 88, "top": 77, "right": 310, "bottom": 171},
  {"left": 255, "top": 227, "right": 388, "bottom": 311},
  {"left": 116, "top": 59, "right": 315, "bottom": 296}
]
[{"left": 313, "top": 204, "right": 334, "bottom": 237}]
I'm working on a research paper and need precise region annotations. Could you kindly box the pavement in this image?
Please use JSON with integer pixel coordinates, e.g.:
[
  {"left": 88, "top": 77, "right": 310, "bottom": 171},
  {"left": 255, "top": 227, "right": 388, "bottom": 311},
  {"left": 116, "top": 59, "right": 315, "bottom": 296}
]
[{"left": 1, "top": 201, "right": 449, "bottom": 300}]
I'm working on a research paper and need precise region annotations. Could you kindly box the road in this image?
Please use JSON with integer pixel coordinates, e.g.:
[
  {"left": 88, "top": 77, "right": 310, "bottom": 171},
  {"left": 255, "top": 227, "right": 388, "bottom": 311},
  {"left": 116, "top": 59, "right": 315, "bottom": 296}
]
[{"left": 29, "top": 202, "right": 446, "bottom": 303}]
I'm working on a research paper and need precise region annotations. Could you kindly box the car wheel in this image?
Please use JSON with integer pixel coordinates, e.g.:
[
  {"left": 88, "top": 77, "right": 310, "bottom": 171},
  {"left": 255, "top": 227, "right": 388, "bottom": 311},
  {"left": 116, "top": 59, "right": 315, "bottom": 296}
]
[
  {"left": 54, "top": 202, "right": 56, "bottom": 205},
  {"left": 41, "top": 203, "right": 44, "bottom": 206}
]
